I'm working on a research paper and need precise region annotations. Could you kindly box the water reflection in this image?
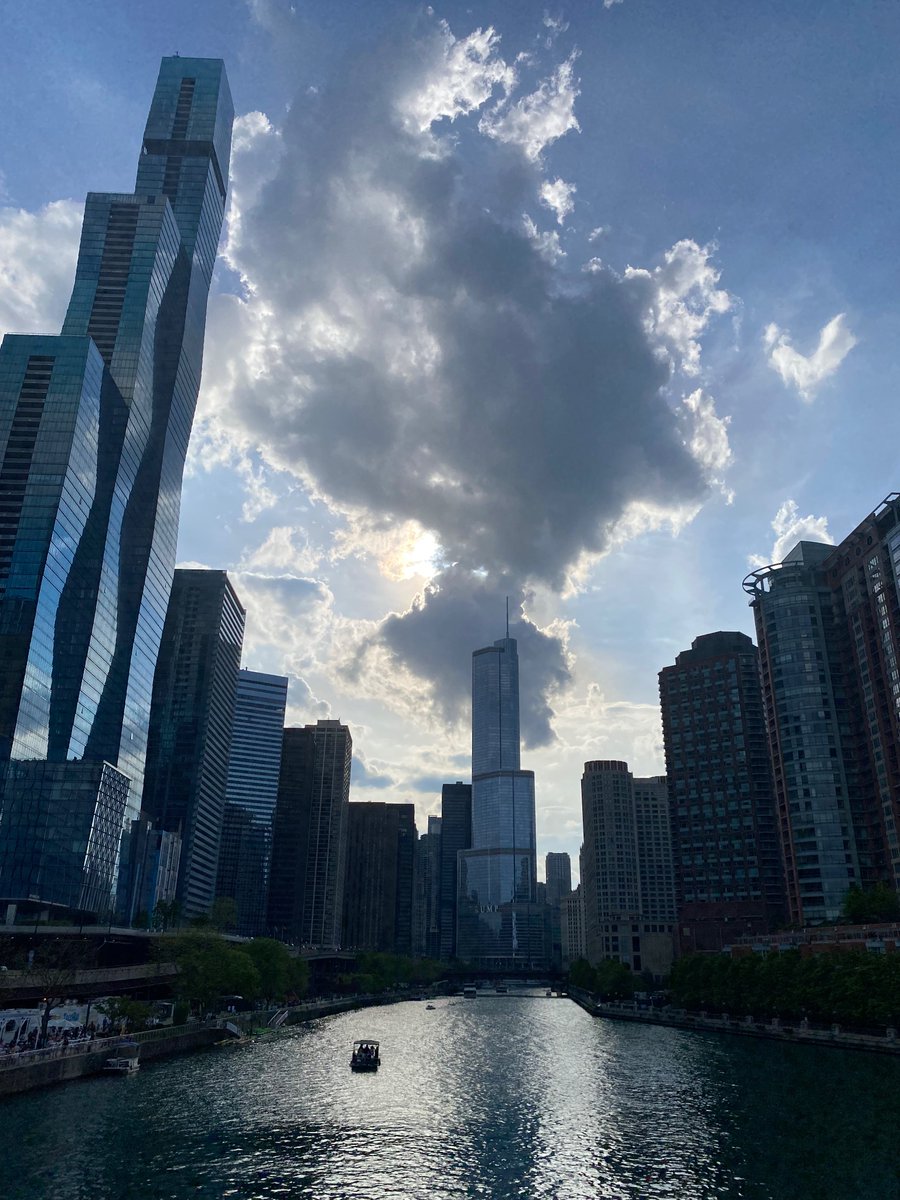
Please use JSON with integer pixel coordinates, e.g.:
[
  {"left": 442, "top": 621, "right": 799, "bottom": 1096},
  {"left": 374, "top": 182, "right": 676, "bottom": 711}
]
[{"left": 2, "top": 993, "right": 900, "bottom": 1199}]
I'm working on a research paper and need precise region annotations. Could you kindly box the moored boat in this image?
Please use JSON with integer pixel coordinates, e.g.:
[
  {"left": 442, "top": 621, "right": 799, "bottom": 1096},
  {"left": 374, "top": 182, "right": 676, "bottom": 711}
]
[{"left": 104, "top": 1039, "right": 140, "bottom": 1074}]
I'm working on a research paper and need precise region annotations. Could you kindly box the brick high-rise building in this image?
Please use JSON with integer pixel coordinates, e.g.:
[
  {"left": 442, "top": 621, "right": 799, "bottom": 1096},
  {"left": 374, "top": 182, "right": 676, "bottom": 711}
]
[{"left": 659, "top": 632, "right": 784, "bottom": 950}]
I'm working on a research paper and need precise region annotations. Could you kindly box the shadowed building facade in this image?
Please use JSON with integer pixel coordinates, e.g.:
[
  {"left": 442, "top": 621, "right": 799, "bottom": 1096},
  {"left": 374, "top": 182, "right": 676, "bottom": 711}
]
[
  {"left": 216, "top": 670, "right": 288, "bottom": 936},
  {"left": 141, "top": 570, "right": 245, "bottom": 919},
  {"left": 659, "top": 631, "right": 784, "bottom": 950},
  {"left": 438, "top": 782, "right": 471, "bottom": 960},
  {"left": 343, "top": 802, "right": 417, "bottom": 954},
  {"left": 0, "top": 58, "right": 233, "bottom": 919},
  {"left": 268, "top": 721, "right": 351, "bottom": 947},
  {"left": 457, "top": 635, "right": 545, "bottom": 969},
  {"left": 414, "top": 814, "right": 442, "bottom": 958}
]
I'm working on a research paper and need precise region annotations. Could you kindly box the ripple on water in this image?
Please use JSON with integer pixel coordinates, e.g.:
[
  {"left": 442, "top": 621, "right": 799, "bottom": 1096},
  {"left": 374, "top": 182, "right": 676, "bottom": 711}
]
[{"left": 2, "top": 995, "right": 900, "bottom": 1199}]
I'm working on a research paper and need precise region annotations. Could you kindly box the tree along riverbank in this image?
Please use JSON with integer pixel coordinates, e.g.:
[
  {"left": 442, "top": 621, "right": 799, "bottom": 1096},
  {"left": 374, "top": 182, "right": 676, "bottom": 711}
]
[{"left": 671, "top": 948, "right": 900, "bottom": 1028}]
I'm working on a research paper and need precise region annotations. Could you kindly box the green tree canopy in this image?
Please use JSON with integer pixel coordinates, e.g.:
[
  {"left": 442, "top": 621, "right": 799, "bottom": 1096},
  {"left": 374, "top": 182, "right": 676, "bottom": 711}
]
[
  {"left": 163, "top": 931, "right": 261, "bottom": 1012},
  {"left": 842, "top": 883, "right": 900, "bottom": 924}
]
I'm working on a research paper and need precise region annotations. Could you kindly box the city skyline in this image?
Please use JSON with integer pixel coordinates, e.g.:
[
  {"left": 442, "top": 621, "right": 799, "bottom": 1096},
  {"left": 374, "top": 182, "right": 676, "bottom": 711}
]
[{"left": 2, "top": 2, "right": 898, "bottom": 877}]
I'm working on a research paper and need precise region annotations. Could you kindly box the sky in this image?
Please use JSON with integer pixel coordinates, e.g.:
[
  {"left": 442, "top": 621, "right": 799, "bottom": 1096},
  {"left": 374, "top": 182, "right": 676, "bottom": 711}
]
[{"left": 2, "top": 0, "right": 899, "bottom": 881}]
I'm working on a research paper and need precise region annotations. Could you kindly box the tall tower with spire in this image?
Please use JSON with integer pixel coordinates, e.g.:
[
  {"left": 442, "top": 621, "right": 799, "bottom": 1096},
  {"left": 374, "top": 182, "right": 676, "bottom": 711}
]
[
  {"left": 0, "top": 58, "right": 233, "bottom": 919},
  {"left": 457, "top": 630, "right": 546, "bottom": 969}
]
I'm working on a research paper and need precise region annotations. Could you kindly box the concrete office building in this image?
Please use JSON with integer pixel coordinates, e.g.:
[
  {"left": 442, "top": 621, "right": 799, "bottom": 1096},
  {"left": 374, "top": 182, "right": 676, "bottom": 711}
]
[
  {"left": 580, "top": 761, "right": 676, "bottom": 977},
  {"left": 560, "top": 884, "right": 586, "bottom": 965},
  {"left": 545, "top": 852, "right": 572, "bottom": 907}
]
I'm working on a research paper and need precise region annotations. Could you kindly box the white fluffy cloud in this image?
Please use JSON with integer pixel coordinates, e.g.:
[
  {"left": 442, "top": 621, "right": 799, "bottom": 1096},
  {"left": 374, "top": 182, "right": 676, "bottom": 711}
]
[
  {"left": 539, "top": 177, "right": 576, "bottom": 224},
  {"left": 749, "top": 499, "right": 834, "bottom": 568},
  {"left": 764, "top": 312, "right": 857, "bottom": 400},
  {"left": 480, "top": 54, "right": 580, "bottom": 161},
  {"left": 625, "top": 239, "right": 732, "bottom": 375},
  {"left": 0, "top": 200, "right": 82, "bottom": 337}
]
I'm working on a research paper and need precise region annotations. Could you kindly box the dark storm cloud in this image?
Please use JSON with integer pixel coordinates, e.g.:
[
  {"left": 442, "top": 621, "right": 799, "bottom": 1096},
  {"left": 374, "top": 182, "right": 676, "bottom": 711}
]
[
  {"left": 365, "top": 567, "right": 571, "bottom": 749},
  {"left": 203, "top": 10, "right": 731, "bottom": 736}
]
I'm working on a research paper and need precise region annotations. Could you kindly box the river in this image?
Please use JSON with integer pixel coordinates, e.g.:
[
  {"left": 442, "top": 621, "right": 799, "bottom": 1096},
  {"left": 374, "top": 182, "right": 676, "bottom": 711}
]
[{"left": 2, "top": 991, "right": 899, "bottom": 1199}]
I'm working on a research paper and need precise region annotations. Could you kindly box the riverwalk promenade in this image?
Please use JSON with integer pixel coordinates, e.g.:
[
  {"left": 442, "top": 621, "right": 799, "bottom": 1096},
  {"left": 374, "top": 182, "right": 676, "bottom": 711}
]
[
  {"left": 568, "top": 986, "right": 900, "bottom": 1055},
  {"left": 0, "top": 990, "right": 409, "bottom": 1097}
]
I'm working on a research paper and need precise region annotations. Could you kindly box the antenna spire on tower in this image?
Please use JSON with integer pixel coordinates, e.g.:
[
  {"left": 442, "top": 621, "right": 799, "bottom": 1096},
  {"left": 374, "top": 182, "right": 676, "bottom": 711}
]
[{"left": 506, "top": 595, "right": 509, "bottom": 638}]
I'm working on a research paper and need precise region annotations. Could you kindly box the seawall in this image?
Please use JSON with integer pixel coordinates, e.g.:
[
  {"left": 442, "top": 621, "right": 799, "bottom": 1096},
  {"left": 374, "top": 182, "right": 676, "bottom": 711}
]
[
  {"left": 567, "top": 988, "right": 900, "bottom": 1056},
  {"left": 0, "top": 1023, "right": 227, "bottom": 1098}
]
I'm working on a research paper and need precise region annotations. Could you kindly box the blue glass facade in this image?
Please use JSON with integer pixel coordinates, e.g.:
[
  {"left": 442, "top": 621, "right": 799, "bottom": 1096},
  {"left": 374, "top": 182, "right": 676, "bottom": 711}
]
[
  {"left": 216, "top": 670, "right": 288, "bottom": 935},
  {"left": 0, "top": 58, "right": 233, "bottom": 918},
  {"left": 458, "top": 636, "right": 543, "bottom": 968},
  {"left": 142, "top": 570, "right": 245, "bottom": 920}
]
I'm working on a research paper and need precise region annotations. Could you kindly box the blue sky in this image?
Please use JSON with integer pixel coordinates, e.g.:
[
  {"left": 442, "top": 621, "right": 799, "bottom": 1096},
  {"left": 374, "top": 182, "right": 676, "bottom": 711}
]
[{"left": 2, "top": 0, "right": 898, "bottom": 879}]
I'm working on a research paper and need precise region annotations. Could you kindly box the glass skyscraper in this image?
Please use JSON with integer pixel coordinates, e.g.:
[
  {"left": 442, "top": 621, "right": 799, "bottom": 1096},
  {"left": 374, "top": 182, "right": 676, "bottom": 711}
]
[
  {"left": 142, "top": 570, "right": 245, "bottom": 920},
  {"left": 216, "top": 669, "right": 289, "bottom": 936},
  {"left": 458, "top": 635, "right": 545, "bottom": 968},
  {"left": 0, "top": 58, "right": 233, "bottom": 919},
  {"left": 744, "top": 495, "right": 900, "bottom": 925}
]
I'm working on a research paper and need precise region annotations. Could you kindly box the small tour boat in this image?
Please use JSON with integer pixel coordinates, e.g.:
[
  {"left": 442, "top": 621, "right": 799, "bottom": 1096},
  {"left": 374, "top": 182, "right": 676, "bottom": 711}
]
[
  {"left": 104, "top": 1040, "right": 140, "bottom": 1074},
  {"left": 350, "top": 1039, "right": 380, "bottom": 1071}
]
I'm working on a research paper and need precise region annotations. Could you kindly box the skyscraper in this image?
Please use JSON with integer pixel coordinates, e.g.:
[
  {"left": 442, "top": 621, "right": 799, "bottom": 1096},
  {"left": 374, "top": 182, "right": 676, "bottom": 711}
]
[
  {"left": 659, "top": 631, "right": 784, "bottom": 950},
  {"left": 632, "top": 777, "right": 677, "bottom": 927},
  {"left": 0, "top": 58, "right": 233, "bottom": 919},
  {"left": 216, "top": 670, "right": 288, "bottom": 936},
  {"left": 438, "top": 782, "right": 471, "bottom": 960},
  {"left": 560, "top": 884, "right": 586, "bottom": 965},
  {"left": 581, "top": 761, "right": 640, "bottom": 969},
  {"left": 545, "top": 852, "right": 572, "bottom": 907},
  {"left": 268, "top": 720, "right": 351, "bottom": 947},
  {"left": 744, "top": 495, "right": 900, "bottom": 924},
  {"left": 141, "top": 570, "right": 245, "bottom": 919},
  {"left": 580, "top": 761, "right": 676, "bottom": 977},
  {"left": 342, "top": 802, "right": 417, "bottom": 954},
  {"left": 457, "top": 634, "right": 544, "bottom": 969},
  {"left": 414, "top": 814, "right": 442, "bottom": 958}
]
